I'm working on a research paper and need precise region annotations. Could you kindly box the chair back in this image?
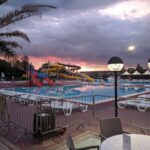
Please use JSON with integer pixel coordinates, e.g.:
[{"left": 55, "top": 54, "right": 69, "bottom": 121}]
[
  {"left": 66, "top": 134, "right": 76, "bottom": 150},
  {"left": 100, "top": 117, "right": 122, "bottom": 139}
]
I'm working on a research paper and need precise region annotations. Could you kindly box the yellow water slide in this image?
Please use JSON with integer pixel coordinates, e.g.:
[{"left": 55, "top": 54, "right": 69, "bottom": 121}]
[
  {"left": 42, "top": 62, "right": 94, "bottom": 82},
  {"left": 59, "top": 74, "right": 83, "bottom": 80},
  {"left": 79, "top": 73, "right": 95, "bottom": 82},
  {"left": 46, "top": 63, "right": 65, "bottom": 73},
  {"left": 65, "top": 69, "right": 94, "bottom": 82}
]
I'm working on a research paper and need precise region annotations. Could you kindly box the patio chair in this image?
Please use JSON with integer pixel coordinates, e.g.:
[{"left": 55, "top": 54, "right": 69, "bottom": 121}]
[
  {"left": 66, "top": 133, "right": 99, "bottom": 150},
  {"left": 99, "top": 117, "right": 125, "bottom": 141}
]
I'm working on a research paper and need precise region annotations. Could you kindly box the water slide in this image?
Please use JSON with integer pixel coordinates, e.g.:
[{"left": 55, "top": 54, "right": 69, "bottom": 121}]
[
  {"left": 42, "top": 62, "right": 94, "bottom": 82},
  {"left": 44, "top": 77, "right": 55, "bottom": 86},
  {"left": 59, "top": 73, "right": 83, "bottom": 80},
  {"left": 65, "top": 69, "right": 94, "bottom": 82},
  {"left": 78, "top": 73, "right": 95, "bottom": 82},
  {"left": 31, "top": 75, "right": 43, "bottom": 87}
]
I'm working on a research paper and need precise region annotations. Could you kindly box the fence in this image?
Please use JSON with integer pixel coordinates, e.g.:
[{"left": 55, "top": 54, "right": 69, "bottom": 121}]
[
  {"left": 0, "top": 93, "right": 150, "bottom": 143},
  {"left": 117, "top": 96, "right": 150, "bottom": 134},
  {"left": 0, "top": 81, "right": 27, "bottom": 88},
  {"left": 0, "top": 93, "right": 113, "bottom": 142}
]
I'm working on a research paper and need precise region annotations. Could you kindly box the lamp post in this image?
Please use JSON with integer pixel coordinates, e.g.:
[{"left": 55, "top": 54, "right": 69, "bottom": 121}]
[
  {"left": 148, "top": 58, "right": 150, "bottom": 69},
  {"left": 108, "top": 56, "right": 124, "bottom": 117}
]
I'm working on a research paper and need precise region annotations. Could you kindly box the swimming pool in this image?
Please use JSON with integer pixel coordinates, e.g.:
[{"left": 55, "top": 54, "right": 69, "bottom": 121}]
[
  {"left": 107, "top": 79, "right": 150, "bottom": 85},
  {"left": 8, "top": 84, "right": 147, "bottom": 100}
]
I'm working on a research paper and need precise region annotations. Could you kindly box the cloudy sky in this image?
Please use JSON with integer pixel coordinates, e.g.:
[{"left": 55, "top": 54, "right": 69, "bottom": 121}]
[{"left": 1, "top": 0, "right": 150, "bottom": 71}]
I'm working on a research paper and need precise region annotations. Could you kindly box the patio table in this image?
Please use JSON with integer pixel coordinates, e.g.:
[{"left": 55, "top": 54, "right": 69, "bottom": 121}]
[{"left": 100, "top": 134, "right": 150, "bottom": 150}]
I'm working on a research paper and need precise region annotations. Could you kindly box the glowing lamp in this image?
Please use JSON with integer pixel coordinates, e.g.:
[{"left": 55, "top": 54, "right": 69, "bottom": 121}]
[
  {"left": 108, "top": 56, "right": 124, "bottom": 72},
  {"left": 128, "top": 45, "right": 135, "bottom": 52}
]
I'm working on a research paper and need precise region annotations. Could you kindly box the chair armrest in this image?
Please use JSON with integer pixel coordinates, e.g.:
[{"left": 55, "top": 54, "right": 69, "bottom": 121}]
[
  {"left": 141, "top": 128, "right": 150, "bottom": 135},
  {"left": 99, "top": 134, "right": 106, "bottom": 142},
  {"left": 76, "top": 145, "right": 99, "bottom": 150},
  {"left": 123, "top": 131, "right": 130, "bottom": 134}
]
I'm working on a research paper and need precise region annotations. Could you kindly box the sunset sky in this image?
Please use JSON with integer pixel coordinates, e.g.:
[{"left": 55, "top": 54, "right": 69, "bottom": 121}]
[{"left": 1, "top": 0, "right": 150, "bottom": 71}]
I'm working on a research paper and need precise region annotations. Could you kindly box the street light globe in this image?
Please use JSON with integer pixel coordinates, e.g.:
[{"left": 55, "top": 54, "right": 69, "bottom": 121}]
[
  {"left": 148, "top": 58, "right": 150, "bottom": 69},
  {"left": 108, "top": 56, "right": 124, "bottom": 72},
  {"left": 128, "top": 45, "right": 135, "bottom": 52}
]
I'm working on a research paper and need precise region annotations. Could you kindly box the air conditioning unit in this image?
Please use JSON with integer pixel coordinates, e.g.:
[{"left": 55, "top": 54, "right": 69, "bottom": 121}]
[{"left": 33, "top": 112, "right": 55, "bottom": 141}]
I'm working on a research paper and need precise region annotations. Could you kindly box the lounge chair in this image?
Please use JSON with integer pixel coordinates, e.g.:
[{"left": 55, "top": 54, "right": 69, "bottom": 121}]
[
  {"left": 50, "top": 101, "right": 75, "bottom": 116},
  {"left": 62, "top": 102, "right": 74, "bottom": 116},
  {"left": 136, "top": 103, "right": 148, "bottom": 112},
  {"left": 0, "top": 90, "right": 21, "bottom": 100},
  {"left": 80, "top": 104, "right": 88, "bottom": 112},
  {"left": 138, "top": 94, "right": 150, "bottom": 99},
  {"left": 66, "top": 133, "right": 99, "bottom": 150},
  {"left": 118, "top": 99, "right": 150, "bottom": 111},
  {"left": 41, "top": 101, "right": 51, "bottom": 107},
  {"left": 118, "top": 101, "right": 126, "bottom": 109},
  {"left": 27, "top": 95, "right": 41, "bottom": 105},
  {"left": 50, "top": 100, "right": 62, "bottom": 112},
  {"left": 17, "top": 94, "right": 30, "bottom": 104}
]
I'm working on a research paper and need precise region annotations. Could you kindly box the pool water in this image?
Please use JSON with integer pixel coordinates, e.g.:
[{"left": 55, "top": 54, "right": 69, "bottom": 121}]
[
  {"left": 107, "top": 79, "right": 150, "bottom": 85},
  {"left": 8, "top": 85, "right": 147, "bottom": 99}
]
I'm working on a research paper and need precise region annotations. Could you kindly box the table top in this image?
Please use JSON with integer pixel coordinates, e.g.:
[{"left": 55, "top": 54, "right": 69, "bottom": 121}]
[{"left": 100, "top": 134, "right": 150, "bottom": 150}]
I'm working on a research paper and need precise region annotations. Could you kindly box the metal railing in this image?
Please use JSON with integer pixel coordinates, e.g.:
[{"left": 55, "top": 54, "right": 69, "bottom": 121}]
[
  {"left": 117, "top": 96, "right": 150, "bottom": 132},
  {"left": 0, "top": 93, "right": 150, "bottom": 143}
]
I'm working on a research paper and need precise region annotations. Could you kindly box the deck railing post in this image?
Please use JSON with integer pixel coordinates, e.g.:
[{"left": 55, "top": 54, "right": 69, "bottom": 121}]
[
  {"left": 92, "top": 95, "right": 95, "bottom": 117},
  {"left": 36, "top": 101, "right": 42, "bottom": 113}
]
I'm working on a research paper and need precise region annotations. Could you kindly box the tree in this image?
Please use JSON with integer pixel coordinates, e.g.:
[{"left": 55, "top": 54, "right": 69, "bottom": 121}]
[
  {"left": 0, "top": 0, "right": 56, "bottom": 59},
  {"left": 127, "top": 67, "right": 135, "bottom": 74},
  {"left": 119, "top": 66, "right": 126, "bottom": 74},
  {"left": 0, "top": 57, "right": 35, "bottom": 80},
  {"left": 136, "top": 63, "right": 146, "bottom": 74},
  {"left": 21, "top": 55, "right": 29, "bottom": 72},
  {"left": 0, "top": 59, "right": 11, "bottom": 79}
]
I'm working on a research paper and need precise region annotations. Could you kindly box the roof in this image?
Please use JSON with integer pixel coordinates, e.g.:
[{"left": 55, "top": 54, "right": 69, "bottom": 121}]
[
  {"left": 132, "top": 71, "right": 141, "bottom": 75},
  {"left": 121, "top": 71, "right": 130, "bottom": 75},
  {"left": 143, "top": 70, "right": 150, "bottom": 75}
]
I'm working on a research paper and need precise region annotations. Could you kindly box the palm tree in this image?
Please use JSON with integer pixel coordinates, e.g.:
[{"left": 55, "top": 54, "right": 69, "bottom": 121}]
[{"left": 0, "top": 0, "right": 56, "bottom": 59}]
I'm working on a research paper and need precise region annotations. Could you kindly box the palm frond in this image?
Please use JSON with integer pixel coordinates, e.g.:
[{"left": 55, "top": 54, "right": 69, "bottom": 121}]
[
  {"left": 0, "top": 40, "right": 23, "bottom": 49},
  {"left": 0, "top": 31, "right": 30, "bottom": 42},
  {"left": 0, "top": 41, "right": 16, "bottom": 58},
  {"left": 0, "top": 4, "right": 56, "bottom": 28},
  {"left": 0, "top": 0, "right": 7, "bottom": 5}
]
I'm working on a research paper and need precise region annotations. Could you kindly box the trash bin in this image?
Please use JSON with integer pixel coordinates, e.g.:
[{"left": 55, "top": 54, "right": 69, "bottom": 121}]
[{"left": 33, "top": 112, "right": 55, "bottom": 141}]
